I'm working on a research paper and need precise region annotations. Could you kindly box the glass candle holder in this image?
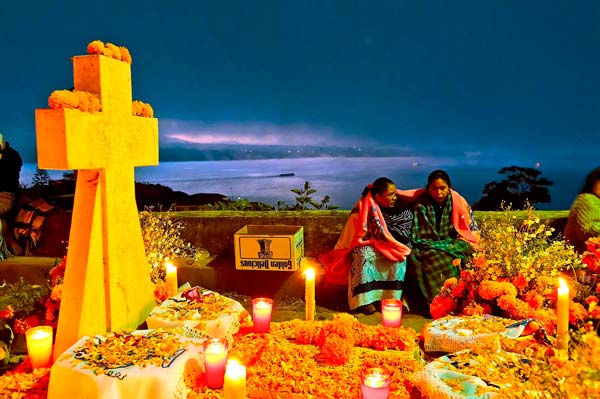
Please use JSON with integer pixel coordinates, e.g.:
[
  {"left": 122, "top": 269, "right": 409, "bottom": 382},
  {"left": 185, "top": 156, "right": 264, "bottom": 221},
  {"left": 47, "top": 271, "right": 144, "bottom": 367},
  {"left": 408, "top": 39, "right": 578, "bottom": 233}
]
[
  {"left": 381, "top": 299, "right": 402, "bottom": 328},
  {"left": 26, "top": 326, "right": 53, "bottom": 368},
  {"left": 252, "top": 297, "right": 273, "bottom": 333},
  {"left": 203, "top": 338, "right": 228, "bottom": 389},
  {"left": 361, "top": 367, "right": 390, "bottom": 399}
]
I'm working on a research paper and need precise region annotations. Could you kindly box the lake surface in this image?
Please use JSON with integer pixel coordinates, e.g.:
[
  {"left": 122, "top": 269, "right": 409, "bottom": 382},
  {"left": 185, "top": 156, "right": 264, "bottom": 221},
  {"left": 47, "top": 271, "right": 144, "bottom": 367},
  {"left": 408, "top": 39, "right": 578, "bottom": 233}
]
[{"left": 21, "top": 156, "right": 593, "bottom": 210}]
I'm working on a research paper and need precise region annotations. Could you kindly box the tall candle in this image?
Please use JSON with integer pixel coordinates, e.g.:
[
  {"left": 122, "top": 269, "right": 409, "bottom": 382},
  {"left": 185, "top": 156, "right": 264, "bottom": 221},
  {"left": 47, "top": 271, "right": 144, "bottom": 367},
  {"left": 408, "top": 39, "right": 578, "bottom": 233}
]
[
  {"left": 165, "top": 261, "right": 178, "bottom": 297},
  {"left": 224, "top": 359, "right": 246, "bottom": 399},
  {"left": 381, "top": 299, "right": 402, "bottom": 328},
  {"left": 304, "top": 267, "right": 316, "bottom": 321},
  {"left": 252, "top": 298, "right": 273, "bottom": 333},
  {"left": 556, "top": 278, "right": 569, "bottom": 350},
  {"left": 361, "top": 367, "right": 390, "bottom": 399},
  {"left": 26, "top": 326, "right": 53, "bottom": 368},
  {"left": 204, "top": 338, "right": 228, "bottom": 389}
]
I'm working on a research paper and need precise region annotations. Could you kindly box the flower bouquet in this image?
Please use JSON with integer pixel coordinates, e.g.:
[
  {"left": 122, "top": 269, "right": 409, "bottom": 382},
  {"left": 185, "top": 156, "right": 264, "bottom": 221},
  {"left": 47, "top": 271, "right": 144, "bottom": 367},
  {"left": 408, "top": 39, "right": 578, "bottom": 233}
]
[{"left": 430, "top": 206, "right": 586, "bottom": 333}]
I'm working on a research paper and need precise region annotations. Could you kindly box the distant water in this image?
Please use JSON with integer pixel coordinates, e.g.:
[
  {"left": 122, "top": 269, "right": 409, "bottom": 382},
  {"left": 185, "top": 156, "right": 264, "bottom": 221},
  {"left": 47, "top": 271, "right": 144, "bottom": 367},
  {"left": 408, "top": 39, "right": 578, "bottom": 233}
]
[{"left": 21, "top": 156, "right": 593, "bottom": 210}]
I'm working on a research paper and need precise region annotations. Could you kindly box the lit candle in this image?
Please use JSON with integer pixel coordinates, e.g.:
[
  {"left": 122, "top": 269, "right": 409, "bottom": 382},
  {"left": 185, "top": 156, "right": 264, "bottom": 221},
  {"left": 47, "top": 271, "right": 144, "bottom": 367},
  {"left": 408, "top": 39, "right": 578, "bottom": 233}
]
[
  {"left": 165, "top": 261, "right": 178, "bottom": 297},
  {"left": 361, "top": 367, "right": 390, "bottom": 399},
  {"left": 381, "top": 299, "right": 402, "bottom": 328},
  {"left": 26, "top": 326, "right": 53, "bottom": 368},
  {"left": 556, "top": 278, "right": 569, "bottom": 351},
  {"left": 252, "top": 297, "right": 273, "bottom": 333},
  {"left": 304, "top": 267, "right": 316, "bottom": 321},
  {"left": 204, "top": 338, "right": 228, "bottom": 389},
  {"left": 224, "top": 359, "right": 246, "bottom": 399}
]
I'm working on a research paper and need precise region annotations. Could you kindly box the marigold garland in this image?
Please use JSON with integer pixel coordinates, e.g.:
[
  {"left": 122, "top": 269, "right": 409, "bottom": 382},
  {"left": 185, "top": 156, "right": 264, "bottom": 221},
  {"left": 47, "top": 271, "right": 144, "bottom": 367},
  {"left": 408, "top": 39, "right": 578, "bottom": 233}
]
[{"left": 87, "top": 40, "right": 132, "bottom": 63}]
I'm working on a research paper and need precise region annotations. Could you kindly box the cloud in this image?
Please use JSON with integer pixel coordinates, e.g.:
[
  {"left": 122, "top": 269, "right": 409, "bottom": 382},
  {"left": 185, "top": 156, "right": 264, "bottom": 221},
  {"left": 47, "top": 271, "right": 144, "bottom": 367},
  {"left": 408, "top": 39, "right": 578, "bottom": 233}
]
[{"left": 158, "top": 119, "right": 371, "bottom": 147}]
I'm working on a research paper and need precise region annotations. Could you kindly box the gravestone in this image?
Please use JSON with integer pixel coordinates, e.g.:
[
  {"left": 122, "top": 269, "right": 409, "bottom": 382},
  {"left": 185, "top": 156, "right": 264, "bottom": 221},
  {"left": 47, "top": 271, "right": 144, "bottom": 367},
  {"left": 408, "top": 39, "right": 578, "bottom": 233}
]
[{"left": 35, "top": 53, "right": 158, "bottom": 357}]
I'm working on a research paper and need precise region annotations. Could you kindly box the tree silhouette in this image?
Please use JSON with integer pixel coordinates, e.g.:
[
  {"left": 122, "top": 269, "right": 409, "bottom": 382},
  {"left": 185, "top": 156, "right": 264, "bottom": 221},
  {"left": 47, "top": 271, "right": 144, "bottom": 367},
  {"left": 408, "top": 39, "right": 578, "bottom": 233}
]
[
  {"left": 31, "top": 168, "right": 51, "bottom": 187},
  {"left": 473, "top": 166, "right": 553, "bottom": 210}
]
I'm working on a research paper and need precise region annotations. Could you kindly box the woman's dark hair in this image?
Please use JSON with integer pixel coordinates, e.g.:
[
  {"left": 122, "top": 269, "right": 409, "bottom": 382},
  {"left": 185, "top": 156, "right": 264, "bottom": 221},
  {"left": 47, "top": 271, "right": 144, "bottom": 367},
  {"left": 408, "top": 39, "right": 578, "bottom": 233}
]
[
  {"left": 362, "top": 177, "right": 394, "bottom": 197},
  {"left": 580, "top": 167, "right": 600, "bottom": 194},
  {"left": 426, "top": 169, "right": 452, "bottom": 189}
]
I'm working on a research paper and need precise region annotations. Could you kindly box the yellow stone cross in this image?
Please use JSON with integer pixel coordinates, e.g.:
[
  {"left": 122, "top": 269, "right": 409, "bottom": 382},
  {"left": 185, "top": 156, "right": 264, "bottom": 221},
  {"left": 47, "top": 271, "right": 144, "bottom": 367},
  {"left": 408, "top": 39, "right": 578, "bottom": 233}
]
[{"left": 35, "top": 54, "right": 158, "bottom": 357}]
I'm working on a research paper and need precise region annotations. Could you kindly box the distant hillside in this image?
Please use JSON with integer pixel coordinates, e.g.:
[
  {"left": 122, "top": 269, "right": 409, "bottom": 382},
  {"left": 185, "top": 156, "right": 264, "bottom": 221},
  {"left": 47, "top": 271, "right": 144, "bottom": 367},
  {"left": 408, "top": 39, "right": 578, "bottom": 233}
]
[{"left": 159, "top": 143, "right": 415, "bottom": 161}]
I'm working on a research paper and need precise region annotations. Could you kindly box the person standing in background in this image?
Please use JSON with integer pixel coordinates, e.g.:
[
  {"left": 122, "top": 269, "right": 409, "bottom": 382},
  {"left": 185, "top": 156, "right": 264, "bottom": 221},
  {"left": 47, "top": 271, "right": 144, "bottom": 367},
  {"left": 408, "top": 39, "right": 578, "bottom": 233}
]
[
  {"left": 564, "top": 167, "right": 600, "bottom": 253},
  {"left": 0, "top": 133, "right": 23, "bottom": 259}
]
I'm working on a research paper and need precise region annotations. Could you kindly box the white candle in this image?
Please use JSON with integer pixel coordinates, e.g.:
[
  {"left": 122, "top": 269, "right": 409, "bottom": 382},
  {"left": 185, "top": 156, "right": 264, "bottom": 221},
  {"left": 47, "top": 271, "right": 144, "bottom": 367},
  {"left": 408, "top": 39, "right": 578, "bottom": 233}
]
[
  {"left": 165, "top": 261, "right": 178, "bottom": 297},
  {"left": 224, "top": 359, "right": 246, "bottom": 399},
  {"left": 556, "top": 278, "right": 569, "bottom": 350},
  {"left": 381, "top": 299, "right": 402, "bottom": 328},
  {"left": 26, "top": 326, "right": 53, "bottom": 368},
  {"left": 361, "top": 367, "right": 390, "bottom": 399},
  {"left": 304, "top": 267, "right": 316, "bottom": 321},
  {"left": 252, "top": 298, "right": 273, "bottom": 333},
  {"left": 204, "top": 338, "right": 228, "bottom": 389}
]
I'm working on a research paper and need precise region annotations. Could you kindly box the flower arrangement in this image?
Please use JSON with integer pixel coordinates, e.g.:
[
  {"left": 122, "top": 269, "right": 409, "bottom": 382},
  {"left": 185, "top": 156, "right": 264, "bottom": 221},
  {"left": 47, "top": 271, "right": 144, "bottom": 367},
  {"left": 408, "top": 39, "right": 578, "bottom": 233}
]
[
  {"left": 139, "top": 207, "right": 203, "bottom": 286},
  {"left": 48, "top": 90, "right": 101, "bottom": 113},
  {"left": 132, "top": 100, "right": 154, "bottom": 117},
  {"left": 86, "top": 40, "right": 132, "bottom": 63},
  {"left": 430, "top": 206, "right": 585, "bottom": 333}
]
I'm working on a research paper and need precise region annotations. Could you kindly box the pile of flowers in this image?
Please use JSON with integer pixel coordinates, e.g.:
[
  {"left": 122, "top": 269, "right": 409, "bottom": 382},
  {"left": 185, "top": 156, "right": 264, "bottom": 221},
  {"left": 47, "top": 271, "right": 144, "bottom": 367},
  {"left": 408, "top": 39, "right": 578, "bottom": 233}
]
[{"left": 429, "top": 206, "right": 586, "bottom": 333}]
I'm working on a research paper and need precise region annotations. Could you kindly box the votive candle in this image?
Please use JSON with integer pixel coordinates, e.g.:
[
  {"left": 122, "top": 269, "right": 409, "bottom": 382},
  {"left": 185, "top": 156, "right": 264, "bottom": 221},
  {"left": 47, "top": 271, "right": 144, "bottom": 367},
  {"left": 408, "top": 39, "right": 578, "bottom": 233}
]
[
  {"left": 304, "top": 267, "right": 316, "bottom": 321},
  {"left": 252, "top": 297, "right": 273, "bottom": 333},
  {"left": 361, "top": 367, "right": 390, "bottom": 399},
  {"left": 204, "top": 338, "right": 228, "bottom": 389},
  {"left": 224, "top": 359, "right": 246, "bottom": 399},
  {"left": 556, "top": 277, "right": 569, "bottom": 351},
  {"left": 381, "top": 299, "right": 402, "bottom": 328},
  {"left": 165, "top": 261, "right": 178, "bottom": 297},
  {"left": 26, "top": 326, "right": 53, "bottom": 368}
]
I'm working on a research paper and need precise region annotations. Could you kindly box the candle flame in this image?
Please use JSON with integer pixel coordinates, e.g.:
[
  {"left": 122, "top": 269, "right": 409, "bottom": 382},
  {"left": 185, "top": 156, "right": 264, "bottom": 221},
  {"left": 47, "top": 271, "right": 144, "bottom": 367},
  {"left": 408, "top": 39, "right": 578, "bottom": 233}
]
[
  {"left": 304, "top": 267, "right": 315, "bottom": 280},
  {"left": 558, "top": 277, "right": 567, "bottom": 289},
  {"left": 166, "top": 262, "right": 176, "bottom": 272}
]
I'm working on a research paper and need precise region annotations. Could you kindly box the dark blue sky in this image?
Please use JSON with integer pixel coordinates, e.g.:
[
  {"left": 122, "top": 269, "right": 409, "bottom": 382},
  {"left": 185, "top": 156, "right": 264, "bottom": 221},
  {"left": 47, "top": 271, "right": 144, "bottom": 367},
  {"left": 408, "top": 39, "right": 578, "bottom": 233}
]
[{"left": 1, "top": 1, "right": 599, "bottom": 164}]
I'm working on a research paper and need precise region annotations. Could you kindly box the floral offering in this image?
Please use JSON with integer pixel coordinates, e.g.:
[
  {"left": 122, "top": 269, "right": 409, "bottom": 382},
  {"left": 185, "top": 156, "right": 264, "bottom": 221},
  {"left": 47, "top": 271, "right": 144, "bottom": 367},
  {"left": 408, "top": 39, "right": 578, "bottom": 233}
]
[{"left": 430, "top": 206, "right": 587, "bottom": 332}]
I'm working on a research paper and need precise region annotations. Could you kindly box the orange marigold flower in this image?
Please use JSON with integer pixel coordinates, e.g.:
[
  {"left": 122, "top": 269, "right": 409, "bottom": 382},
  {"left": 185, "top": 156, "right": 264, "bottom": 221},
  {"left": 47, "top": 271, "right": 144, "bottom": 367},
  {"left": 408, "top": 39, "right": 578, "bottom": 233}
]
[
  {"left": 320, "top": 334, "right": 353, "bottom": 365},
  {"left": 479, "top": 280, "right": 517, "bottom": 301},
  {"left": 132, "top": 100, "right": 154, "bottom": 117},
  {"left": 87, "top": 40, "right": 105, "bottom": 55},
  {"left": 511, "top": 274, "right": 528, "bottom": 290},
  {"left": 49, "top": 90, "right": 79, "bottom": 109},
  {"left": 443, "top": 277, "right": 458, "bottom": 289},
  {"left": 0, "top": 305, "right": 15, "bottom": 320},
  {"left": 451, "top": 280, "right": 467, "bottom": 298},
  {"left": 120, "top": 46, "right": 132, "bottom": 63},
  {"left": 586, "top": 236, "right": 600, "bottom": 253},
  {"left": 105, "top": 43, "right": 122, "bottom": 61},
  {"left": 50, "top": 284, "right": 63, "bottom": 302},
  {"left": 582, "top": 253, "right": 599, "bottom": 273},
  {"left": 472, "top": 254, "right": 487, "bottom": 268},
  {"left": 586, "top": 295, "right": 599, "bottom": 305},
  {"left": 462, "top": 302, "right": 487, "bottom": 316},
  {"left": 430, "top": 294, "right": 457, "bottom": 319},
  {"left": 452, "top": 258, "right": 462, "bottom": 267},
  {"left": 569, "top": 302, "right": 588, "bottom": 325},
  {"left": 524, "top": 291, "right": 545, "bottom": 310}
]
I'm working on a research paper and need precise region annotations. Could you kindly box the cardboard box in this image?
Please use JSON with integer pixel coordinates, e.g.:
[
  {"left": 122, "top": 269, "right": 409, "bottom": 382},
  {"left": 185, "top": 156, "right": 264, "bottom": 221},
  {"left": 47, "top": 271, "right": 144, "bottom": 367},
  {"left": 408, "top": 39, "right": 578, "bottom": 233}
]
[{"left": 234, "top": 225, "right": 304, "bottom": 271}]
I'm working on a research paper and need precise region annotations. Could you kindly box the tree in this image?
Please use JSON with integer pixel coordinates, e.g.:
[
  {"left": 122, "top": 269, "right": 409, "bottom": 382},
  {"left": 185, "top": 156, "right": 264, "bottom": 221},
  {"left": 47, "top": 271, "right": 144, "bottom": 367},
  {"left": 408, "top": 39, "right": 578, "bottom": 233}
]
[
  {"left": 473, "top": 166, "right": 553, "bottom": 210},
  {"left": 31, "top": 168, "right": 51, "bottom": 187}
]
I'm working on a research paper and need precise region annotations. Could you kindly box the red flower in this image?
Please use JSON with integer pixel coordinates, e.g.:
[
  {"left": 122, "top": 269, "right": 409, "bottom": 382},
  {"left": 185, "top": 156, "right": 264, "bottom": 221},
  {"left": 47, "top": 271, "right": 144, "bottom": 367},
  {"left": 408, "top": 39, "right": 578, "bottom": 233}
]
[
  {"left": 430, "top": 295, "right": 457, "bottom": 319},
  {"left": 0, "top": 305, "right": 14, "bottom": 320},
  {"left": 511, "top": 274, "right": 528, "bottom": 290},
  {"left": 451, "top": 280, "right": 467, "bottom": 298}
]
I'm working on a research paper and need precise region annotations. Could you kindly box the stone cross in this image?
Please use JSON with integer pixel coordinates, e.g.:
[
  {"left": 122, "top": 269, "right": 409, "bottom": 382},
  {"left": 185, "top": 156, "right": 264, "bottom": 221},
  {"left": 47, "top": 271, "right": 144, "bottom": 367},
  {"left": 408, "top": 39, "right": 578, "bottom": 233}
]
[{"left": 35, "top": 54, "right": 158, "bottom": 357}]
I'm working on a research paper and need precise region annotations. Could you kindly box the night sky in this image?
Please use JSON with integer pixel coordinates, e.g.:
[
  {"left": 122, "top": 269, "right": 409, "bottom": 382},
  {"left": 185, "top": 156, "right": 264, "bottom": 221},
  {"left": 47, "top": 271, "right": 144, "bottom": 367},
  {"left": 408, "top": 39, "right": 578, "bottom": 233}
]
[{"left": 1, "top": 1, "right": 599, "bottom": 165}]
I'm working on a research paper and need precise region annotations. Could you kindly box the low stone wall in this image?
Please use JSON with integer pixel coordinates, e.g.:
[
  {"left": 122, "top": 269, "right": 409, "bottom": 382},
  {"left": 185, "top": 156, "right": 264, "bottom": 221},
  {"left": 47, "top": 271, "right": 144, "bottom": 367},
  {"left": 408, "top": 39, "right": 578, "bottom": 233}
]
[{"left": 29, "top": 209, "right": 569, "bottom": 259}]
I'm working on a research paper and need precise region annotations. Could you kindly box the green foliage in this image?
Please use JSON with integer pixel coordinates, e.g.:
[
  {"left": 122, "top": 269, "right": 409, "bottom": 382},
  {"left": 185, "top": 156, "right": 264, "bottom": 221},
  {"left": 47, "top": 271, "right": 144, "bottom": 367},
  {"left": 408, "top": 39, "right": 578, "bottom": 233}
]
[
  {"left": 31, "top": 169, "right": 51, "bottom": 188},
  {"left": 0, "top": 279, "right": 48, "bottom": 320},
  {"left": 289, "top": 181, "right": 339, "bottom": 210},
  {"left": 474, "top": 166, "right": 554, "bottom": 211},
  {"left": 207, "top": 198, "right": 274, "bottom": 211}
]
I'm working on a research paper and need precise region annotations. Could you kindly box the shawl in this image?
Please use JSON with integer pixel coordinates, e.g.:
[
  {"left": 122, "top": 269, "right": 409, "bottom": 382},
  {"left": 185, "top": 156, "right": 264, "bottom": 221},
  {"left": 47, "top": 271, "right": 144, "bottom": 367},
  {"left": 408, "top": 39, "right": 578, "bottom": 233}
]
[
  {"left": 564, "top": 193, "right": 600, "bottom": 252},
  {"left": 319, "top": 188, "right": 478, "bottom": 286}
]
